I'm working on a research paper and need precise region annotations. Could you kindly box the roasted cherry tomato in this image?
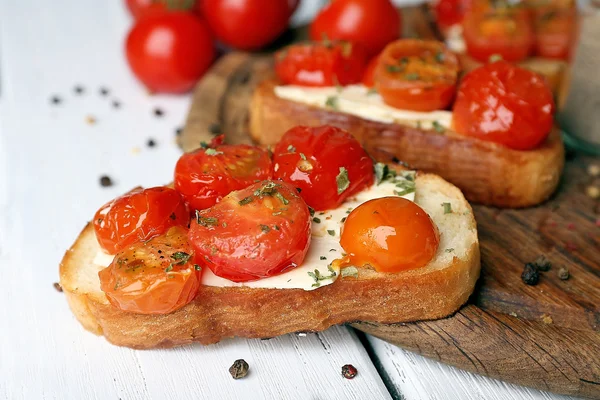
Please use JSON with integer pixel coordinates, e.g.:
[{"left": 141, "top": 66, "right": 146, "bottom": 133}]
[
  {"left": 126, "top": 12, "right": 215, "bottom": 93},
  {"left": 452, "top": 61, "right": 555, "bottom": 150},
  {"left": 432, "top": 0, "right": 472, "bottom": 29},
  {"left": 99, "top": 226, "right": 200, "bottom": 314},
  {"left": 174, "top": 143, "right": 272, "bottom": 212},
  {"left": 94, "top": 187, "right": 189, "bottom": 254},
  {"left": 310, "top": 0, "right": 402, "bottom": 58},
  {"left": 362, "top": 54, "right": 381, "bottom": 87},
  {"left": 125, "top": 0, "right": 199, "bottom": 19},
  {"left": 532, "top": 7, "right": 576, "bottom": 60},
  {"left": 275, "top": 41, "right": 367, "bottom": 87},
  {"left": 340, "top": 197, "right": 439, "bottom": 272},
  {"left": 272, "top": 125, "right": 374, "bottom": 211},
  {"left": 374, "top": 39, "right": 460, "bottom": 111},
  {"left": 202, "top": 0, "right": 290, "bottom": 50},
  {"left": 189, "top": 180, "right": 311, "bottom": 282},
  {"left": 462, "top": 4, "right": 534, "bottom": 63}
]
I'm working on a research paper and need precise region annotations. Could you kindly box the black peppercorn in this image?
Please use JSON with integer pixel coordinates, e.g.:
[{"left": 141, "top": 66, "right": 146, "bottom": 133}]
[
  {"left": 558, "top": 267, "right": 570, "bottom": 280},
  {"left": 341, "top": 364, "right": 357, "bottom": 379},
  {"left": 533, "top": 255, "right": 551, "bottom": 271},
  {"left": 99, "top": 175, "right": 113, "bottom": 187},
  {"left": 229, "top": 359, "right": 249, "bottom": 379},
  {"left": 153, "top": 107, "right": 164, "bottom": 117},
  {"left": 521, "top": 263, "right": 539, "bottom": 285},
  {"left": 147, "top": 138, "right": 156, "bottom": 148}
]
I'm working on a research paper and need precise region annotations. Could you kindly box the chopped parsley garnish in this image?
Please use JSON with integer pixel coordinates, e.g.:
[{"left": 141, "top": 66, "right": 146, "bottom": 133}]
[
  {"left": 308, "top": 206, "right": 315, "bottom": 217},
  {"left": 394, "top": 177, "right": 416, "bottom": 197},
  {"left": 312, "top": 217, "right": 321, "bottom": 223},
  {"left": 260, "top": 224, "right": 271, "bottom": 233},
  {"left": 341, "top": 217, "right": 347, "bottom": 223},
  {"left": 404, "top": 72, "right": 420, "bottom": 81},
  {"left": 367, "top": 87, "right": 378, "bottom": 96},
  {"left": 274, "top": 191, "right": 289, "bottom": 205},
  {"left": 386, "top": 64, "right": 403, "bottom": 73},
  {"left": 435, "top": 51, "right": 445, "bottom": 63},
  {"left": 299, "top": 153, "right": 307, "bottom": 161},
  {"left": 432, "top": 120, "right": 445, "bottom": 133},
  {"left": 327, "top": 230, "right": 336, "bottom": 236},
  {"left": 341, "top": 266, "right": 359, "bottom": 278},
  {"left": 307, "top": 266, "right": 337, "bottom": 287},
  {"left": 374, "top": 162, "right": 395, "bottom": 185},
  {"left": 205, "top": 148, "right": 223, "bottom": 156},
  {"left": 165, "top": 265, "right": 173, "bottom": 273},
  {"left": 325, "top": 95, "right": 338, "bottom": 109},
  {"left": 320, "top": 256, "right": 327, "bottom": 260},
  {"left": 195, "top": 210, "right": 218, "bottom": 227},
  {"left": 442, "top": 202, "right": 453, "bottom": 214},
  {"left": 239, "top": 196, "right": 254, "bottom": 206},
  {"left": 489, "top": 53, "right": 503, "bottom": 63},
  {"left": 200, "top": 141, "right": 209, "bottom": 149},
  {"left": 287, "top": 144, "right": 296, "bottom": 153},
  {"left": 171, "top": 252, "right": 191, "bottom": 263},
  {"left": 336, "top": 167, "right": 350, "bottom": 195},
  {"left": 445, "top": 248, "right": 455, "bottom": 253}
]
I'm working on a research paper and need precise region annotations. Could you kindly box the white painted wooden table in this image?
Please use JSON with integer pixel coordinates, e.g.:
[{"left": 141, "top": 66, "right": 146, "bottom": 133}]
[{"left": 0, "top": 1, "right": 578, "bottom": 399}]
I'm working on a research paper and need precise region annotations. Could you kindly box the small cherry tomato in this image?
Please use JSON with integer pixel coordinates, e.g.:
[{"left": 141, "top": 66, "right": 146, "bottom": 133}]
[
  {"left": 94, "top": 187, "right": 189, "bottom": 254},
  {"left": 432, "top": 0, "right": 472, "bottom": 29},
  {"left": 202, "top": 0, "right": 290, "bottom": 50},
  {"left": 189, "top": 180, "right": 311, "bottom": 282},
  {"left": 340, "top": 197, "right": 440, "bottom": 272},
  {"left": 174, "top": 143, "right": 272, "bottom": 212},
  {"left": 125, "top": 0, "right": 199, "bottom": 19},
  {"left": 275, "top": 41, "right": 367, "bottom": 87},
  {"left": 452, "top": 61, "right": 555, "bottom": 150},
  {"left": 272, "top": 125, "right": 374, "bottom": 211},
  {"left": 462, "top": 5, "right": 534, "bottom": 63},
  {"left": 362, "top": 54, "right": 381, "bottom": 87},
  {"left": 374, "top": 39, "right": 460, "bottom": 111},
  {"left": 532, "top": 7, "right": 576, "bottom": 60},
  {"left": 99, "top": 226, "right": 200, "bottom": 314},
  {"left": 125, "top": 12, "right": 215, "bottom": 93},
  {"left": 310, "top": 0, "right": 402, "bottom": 58}
]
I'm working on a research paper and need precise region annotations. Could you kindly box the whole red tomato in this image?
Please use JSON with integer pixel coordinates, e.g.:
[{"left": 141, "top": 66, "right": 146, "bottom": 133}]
[
  {"left": 310, "top": 0, "right": 402, "bottom": 58},
  {"left": 432, "top": 0, "right": 472, "bottom": 29},
  {"left": 125, "top": 0, "right": 200, "bottom": 19},
  {"left": 126, "top": 12, "right": 215, "bottom": 93},
  {"left": 452, "top": 61, "right": 555, "bottom": 150},
  {"left": 202, "top": 0, "right": 291, "bottom": 50}
]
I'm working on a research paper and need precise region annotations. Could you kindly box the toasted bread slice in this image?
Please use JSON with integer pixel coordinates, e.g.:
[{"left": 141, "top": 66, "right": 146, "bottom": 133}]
[
  {"left": 59, "top": 173, "right": 480, "bottom": 349},
  {"left": 249, "top": 79, "right": 564, "bottom": 208}
]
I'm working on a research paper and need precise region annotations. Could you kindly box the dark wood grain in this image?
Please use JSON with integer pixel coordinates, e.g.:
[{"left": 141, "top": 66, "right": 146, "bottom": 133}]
[{"left": 179, "top": 6, "right": 600, "bottom": 398}]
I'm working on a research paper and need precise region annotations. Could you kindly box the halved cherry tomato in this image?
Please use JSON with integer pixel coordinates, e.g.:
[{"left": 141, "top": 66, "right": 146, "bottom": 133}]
[
  {"left": 272, "top": 125, "right": 374, "bottom": 211},
  {"left": 189, "top": 180, "right": 311, "bottom": 282},
  {"left": 532, "top": 7, "right": 576, "bottom": 60},
  {"left": 362, "top": 54, "right": 381, "bottom": 87},
  {"left": 452, "top": 61, "right": 555, "bottom": 150},
  {"left": 374, "top": 39, "right": 460, "bottom": 111},
  {"left": 462, "top": 4, "right": 534, "bottom": 63},
  {"left": 125, "top": 12, "right": 215, "bottom": 93},
  {"left": 99, "top": 226, "right": 200, "bottom": 314},
  {"left": 340, "top": 197, "right": 439, "bottom": 272},
  {"left": 202, "top": 0, "right": 290, "bottom": 50},
  {"left": 275, "top": 41, "right": 367, "bottom": 87},
  {"left": 432, "top": 0, "right": 472, "bottom": 29},
  {"left": 310, "top": 0, "right": 402, "bottom": 58},
  {"left": 174, "top": 143, "right": 272, "bottom": 212},
  {"left": 94, "top": 187, "right": 189, "bottom": 254}
]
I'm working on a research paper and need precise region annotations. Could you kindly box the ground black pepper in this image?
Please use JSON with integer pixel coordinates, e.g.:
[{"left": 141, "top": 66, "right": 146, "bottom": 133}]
[
  {"left": 112, "top": 100, "right": 121, "bottom": 109},
  {"left": 208, "top": 123, "right": 221, "bottom": 135},
  {"left": 341, "top": 364, "right": 358, "bottom": 379},
  {"left": 153, "top": 107, "right": 164, "bottom": 117},
  {"left": 99, "top": 87, "right": 110, "bottom": 96},
  {"left": 521, "top": 263, "right": 539, "bottom": 285},
  {"left": 50, "top": 96, "right": 62, "bottom": 105},
  {"left": 229, "top": 359, "right": 249, "bottom": 379},
  {"left": 100, "top": 175, "right": 113, "bottom": 187},
  {"left": 74, "top": 85, "right": 85, "bottom": 95},
  {"left": 147, "top": 138, "right": 156, "bottom": 148},
  {"left": 175, "top": 127, "right": 183, "bottom": 136}
]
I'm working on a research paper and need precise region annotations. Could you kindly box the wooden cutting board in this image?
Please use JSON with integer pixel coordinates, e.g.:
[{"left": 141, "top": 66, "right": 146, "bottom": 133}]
[{"left": 179, "top": 6, "right": 600, "bottom": 398}]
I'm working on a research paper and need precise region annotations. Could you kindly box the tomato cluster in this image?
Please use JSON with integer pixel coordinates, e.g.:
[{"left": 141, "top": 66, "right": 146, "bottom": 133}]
[{"left": 124, "top": 0, "right": 299, "bottom": 93}]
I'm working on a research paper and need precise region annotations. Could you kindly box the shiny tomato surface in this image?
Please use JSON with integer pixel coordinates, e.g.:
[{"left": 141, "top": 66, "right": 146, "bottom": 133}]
[
  {"left": 202, "top": 0, "right": 290, "bottom": 50},
  {"left": 174, "top": 143, "right": 272, "bottom": 212},
  {"left": 310, "top": 0, "right": 402, "bottom": 58},
  {"left": 188, "top": 180, "right": 311, "bottom": 282},
  {"left": 272, "top": 126, "right": 374, "bottom": 211},
  {"left": 362, "top": 53, "right": 381, "bottom": 87},
  {"left": 340, "top": 197, "right": 439, "bottom": 272},
  {"left": 374, "top": 39, "right": 460, "bottom": 111},
  {"left": 462, "top": 5, "right": 534, "bottom": 63},
  {"left": 452, "top": 61, "right": 555, "bottom": 150},
  {"left": 94, "top": 187, "right": 189, "bottom": 254},
  {"left": 125, "top": 12, "right": 215, "bottom": 93},
  {"left": 99, "top": 226, "right": 200, "bottom": 314},
  {"left": 275, "top": 41, "right": 367, "bottom": 87}
]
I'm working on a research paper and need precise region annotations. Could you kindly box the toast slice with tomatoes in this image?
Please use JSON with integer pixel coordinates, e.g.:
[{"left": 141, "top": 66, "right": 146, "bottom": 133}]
[
  {"left": 249, "top": 79, "right": 565, "bottom": 209},
  {"left": 59, "top": 172, "right": 479, "bottom": 349}
]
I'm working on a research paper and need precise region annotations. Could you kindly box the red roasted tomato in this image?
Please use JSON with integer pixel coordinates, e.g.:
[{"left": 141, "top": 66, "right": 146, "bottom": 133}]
[
  {"left": 125, "top": 12, "right": 215, "bottom": 93},
  {"left": 310, "top": 0, "right": 402, "bottom": 58},
  {"left": 362, "top": 53, "right": 381, "bottom": 87},
  {"left": 275, "top": 41, "right": 367, "bottom": 87},
  {"left": 202, "top": 0, "right": 291, "bottom": 50},
  {"left": 532, "top": 6, "right": 576, "bottom": 60},
  {"left": 99, "top": 226, "right": 200, "bottom": 314},
  {"left": 93, "top": 187, "right": 189, "bottom": 254},
  {"left": 175, "top": 142, "right": 272, "bottom": 212},
  {"left": 340, "top": 197, "right": 439, "bottom": 272},
  {"left": 189, "top": 180, "right": 311, "bottom": 282},
  {"left": 272, "top": 125, "right": 374, "bottom": 211},
  {"left": 374, "top": 39, "right": 460, "bottom": 111},
  {"left": 125, "top": 0, "right": 200, "bottom": 19},
  {"left": 452, "top": 61, "right": 555, "bottom": 150},
  {"left": 462, "top": 4, "right": 534, "bottom": 63},
  {"left": 432, "top": 0, "right": 472, "bottom": 29}
]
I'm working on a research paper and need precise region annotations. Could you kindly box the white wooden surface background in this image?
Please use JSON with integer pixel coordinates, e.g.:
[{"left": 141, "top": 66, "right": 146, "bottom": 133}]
[{"left": 0, "top": 1, "right": 578, "bottom": 399}]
